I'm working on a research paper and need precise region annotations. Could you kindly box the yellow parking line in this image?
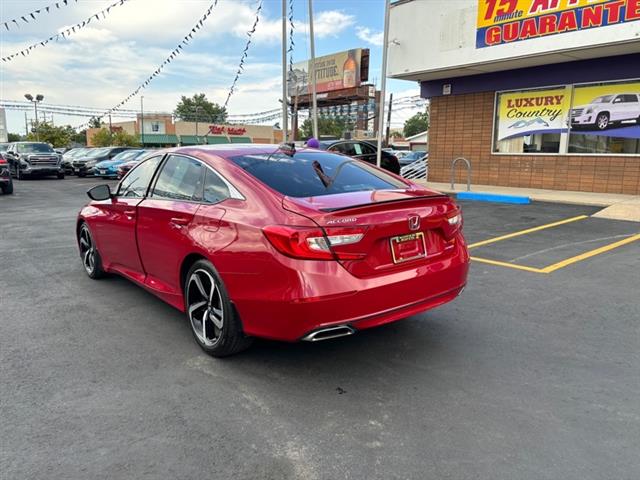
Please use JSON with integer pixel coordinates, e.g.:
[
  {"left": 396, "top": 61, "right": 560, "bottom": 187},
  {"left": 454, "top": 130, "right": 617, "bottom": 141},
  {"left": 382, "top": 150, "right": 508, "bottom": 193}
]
[
  {"left": 540, "top": 233, "right": 640, "bottom": 273},
  {"left": 468, "top": 215, "right": 588, "bottom": 249},
  {"left": 470, "top": 256, "right": 546, "bottom": 273}
]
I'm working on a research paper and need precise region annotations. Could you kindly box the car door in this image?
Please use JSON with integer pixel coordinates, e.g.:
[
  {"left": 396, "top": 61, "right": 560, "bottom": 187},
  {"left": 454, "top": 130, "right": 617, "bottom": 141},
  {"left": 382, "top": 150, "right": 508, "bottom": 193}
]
[
  {"left": 353, "top": 141, "right": 377, "bottom": 165},
  {"left": 91, "top": 155, "right": 163, "bottom": 282},
  {"left": 136, "top": 154, "right": 206, "bottom": 295}
]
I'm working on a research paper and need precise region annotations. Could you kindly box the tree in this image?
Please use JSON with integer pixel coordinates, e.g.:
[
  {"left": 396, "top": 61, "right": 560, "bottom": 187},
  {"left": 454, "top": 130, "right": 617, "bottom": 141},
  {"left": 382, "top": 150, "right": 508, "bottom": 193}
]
[
  {"left": 90, "top": 128, "right": 113, "bottom": 147},
  {"left": 26, "top": 122, "right": 72, "bottom": 147},
  {"left": 90, "top": 128, "right": 140, "bottom": 147},
  {"left": 112, "top": 130, "right": 140, "bottom": 147},
  {"left": 174, "top": 93, "right": 227, "bottom": 123},
  {"left": 403, "top": 111, "right": 429, "bottom": 138},
  {"left": 71, "top": 129, "right": 88, "bottom": 145},
  {"left": 8, "top": 133, "right": 22, "bottom": 142},
  {"left": 88, "top": 116, "right": 103, "bottom": 128},
  {"left": 299, "top": 117, "right": 353, "bottom": 139}
]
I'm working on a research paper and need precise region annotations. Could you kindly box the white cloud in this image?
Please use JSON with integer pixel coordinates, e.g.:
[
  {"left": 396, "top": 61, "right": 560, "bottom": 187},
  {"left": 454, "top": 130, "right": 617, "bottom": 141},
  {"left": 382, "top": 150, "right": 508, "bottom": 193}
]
[{"left": 356, "top": 26, "right": 383, "bottom": 46}]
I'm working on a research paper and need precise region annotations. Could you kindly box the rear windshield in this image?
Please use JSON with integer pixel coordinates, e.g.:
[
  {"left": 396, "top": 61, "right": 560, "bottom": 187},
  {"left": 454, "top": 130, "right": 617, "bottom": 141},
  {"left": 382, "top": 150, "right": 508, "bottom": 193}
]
[
  {"left": 112, "top": 150, "right": 144, "bottom": 161},
  {"left": 17, "top": 143, "right": 54, "bottom": 153},
  {"left": 230, "top": 151, "right": 405, "bottom": 198}
]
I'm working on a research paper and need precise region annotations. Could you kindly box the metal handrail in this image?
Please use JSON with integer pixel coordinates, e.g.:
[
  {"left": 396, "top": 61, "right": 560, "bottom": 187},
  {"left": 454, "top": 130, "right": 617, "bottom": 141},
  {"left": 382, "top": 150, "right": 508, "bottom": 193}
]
[{"left": 450, "top": 157, "right": 472, "bottom": 191}]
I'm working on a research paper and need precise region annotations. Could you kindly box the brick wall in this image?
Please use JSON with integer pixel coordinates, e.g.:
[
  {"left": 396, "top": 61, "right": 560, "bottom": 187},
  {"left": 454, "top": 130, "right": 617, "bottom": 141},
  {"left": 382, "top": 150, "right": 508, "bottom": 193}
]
[{"left": 428, "top": 91, "right": 640, "bottom": 195}]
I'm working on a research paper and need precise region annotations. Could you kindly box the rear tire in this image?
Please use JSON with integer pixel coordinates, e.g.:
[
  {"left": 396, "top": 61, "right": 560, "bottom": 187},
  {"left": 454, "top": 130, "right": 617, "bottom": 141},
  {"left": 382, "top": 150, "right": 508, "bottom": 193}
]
[
  {"left": 184, "top": 259, "right": 252, "bottom": 357},
  {"left": 57, "top": 172, "right": 65, "bottom": 179},
  {"left": 1, "top": 182, "right": 13, "bottom": 194}
]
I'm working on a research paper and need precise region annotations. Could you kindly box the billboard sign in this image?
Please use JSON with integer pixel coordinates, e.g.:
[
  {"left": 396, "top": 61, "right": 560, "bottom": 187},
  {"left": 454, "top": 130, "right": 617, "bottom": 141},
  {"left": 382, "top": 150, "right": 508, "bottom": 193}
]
[
  {"left": 477, "top": 0, "right": 640, "bottom": 48},
  {"left": 570, "top": 80, "right": 640, "bottom": 137},
  {"left": 289, "top": 49, "right": 366, "bottom": 95},
  {"left": 496, "top": 87, "right": 570, "bottom": 141}
]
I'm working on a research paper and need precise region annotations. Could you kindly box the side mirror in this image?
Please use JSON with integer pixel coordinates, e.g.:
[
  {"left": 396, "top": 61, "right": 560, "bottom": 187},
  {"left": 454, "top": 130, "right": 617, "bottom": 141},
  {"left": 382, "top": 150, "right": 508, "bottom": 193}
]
[{"left": 87, "top": 184, "right": 112, "bottom": 201}]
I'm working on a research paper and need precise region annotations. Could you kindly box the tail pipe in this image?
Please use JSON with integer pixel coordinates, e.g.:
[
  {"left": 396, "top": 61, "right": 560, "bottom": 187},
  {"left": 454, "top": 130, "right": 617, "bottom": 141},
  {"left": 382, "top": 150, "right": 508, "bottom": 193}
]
[{"left": 302, "top": 325, "right": 355, "bottom": 342}]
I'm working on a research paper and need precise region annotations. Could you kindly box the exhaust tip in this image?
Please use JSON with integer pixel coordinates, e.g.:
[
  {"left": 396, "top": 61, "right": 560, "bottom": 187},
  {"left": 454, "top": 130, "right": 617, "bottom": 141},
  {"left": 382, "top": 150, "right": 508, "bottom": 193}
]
[{"left": 302, "top": 325, "right": 355, "bottom": 342}]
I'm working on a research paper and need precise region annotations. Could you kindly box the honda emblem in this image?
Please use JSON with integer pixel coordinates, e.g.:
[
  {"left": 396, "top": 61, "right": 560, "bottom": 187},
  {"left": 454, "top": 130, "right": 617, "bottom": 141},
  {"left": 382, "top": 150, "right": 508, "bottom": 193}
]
[{"left": 408, "top": 214, "right": 420, "bottom": 231}]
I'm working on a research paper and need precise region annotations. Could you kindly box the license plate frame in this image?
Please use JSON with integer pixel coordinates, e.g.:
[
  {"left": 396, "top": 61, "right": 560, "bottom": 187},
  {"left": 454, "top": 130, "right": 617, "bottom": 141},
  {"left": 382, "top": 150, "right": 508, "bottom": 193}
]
[{"left": 390, "top": 232, "right": 427, "bottom": 264}]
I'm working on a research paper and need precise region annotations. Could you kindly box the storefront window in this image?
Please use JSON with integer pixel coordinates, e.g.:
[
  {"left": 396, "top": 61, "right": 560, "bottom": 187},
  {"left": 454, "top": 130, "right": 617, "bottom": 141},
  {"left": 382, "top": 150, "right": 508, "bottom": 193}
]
[
  {"left": 493, "top": 86, "right": 569, "bottom": 154},
  {"left": 493, "top": 79, "right": 640, "bottom": 155},
  {"left": 568, "top": 81, "right": 640, "bottom": 154}
]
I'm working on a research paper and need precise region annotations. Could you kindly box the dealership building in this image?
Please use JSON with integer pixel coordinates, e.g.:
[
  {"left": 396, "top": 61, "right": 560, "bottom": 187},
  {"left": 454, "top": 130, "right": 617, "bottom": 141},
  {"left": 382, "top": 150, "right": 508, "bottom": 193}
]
[{"left": 389, "top": 0, "right": 640, "bottom": 194}]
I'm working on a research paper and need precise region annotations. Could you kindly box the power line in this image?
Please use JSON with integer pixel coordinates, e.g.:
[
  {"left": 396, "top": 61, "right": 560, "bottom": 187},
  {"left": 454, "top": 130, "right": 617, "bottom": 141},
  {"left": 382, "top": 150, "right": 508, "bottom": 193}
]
[{"left": 1, "top": 0, "right": 132, "bottom": 63}]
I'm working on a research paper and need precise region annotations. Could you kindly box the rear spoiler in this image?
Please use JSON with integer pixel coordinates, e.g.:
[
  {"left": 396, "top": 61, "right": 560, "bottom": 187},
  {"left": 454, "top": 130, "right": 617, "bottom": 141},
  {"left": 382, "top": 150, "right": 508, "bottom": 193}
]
[{"left": 320, "top": 194, "right": 450, "bottom": 212}]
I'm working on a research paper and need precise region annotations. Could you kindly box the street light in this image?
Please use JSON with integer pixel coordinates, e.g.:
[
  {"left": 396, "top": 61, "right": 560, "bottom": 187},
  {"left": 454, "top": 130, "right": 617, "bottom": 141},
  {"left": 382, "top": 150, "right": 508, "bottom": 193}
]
[{"left": 24, "top": 93, "right": 44, "bottom": 140}]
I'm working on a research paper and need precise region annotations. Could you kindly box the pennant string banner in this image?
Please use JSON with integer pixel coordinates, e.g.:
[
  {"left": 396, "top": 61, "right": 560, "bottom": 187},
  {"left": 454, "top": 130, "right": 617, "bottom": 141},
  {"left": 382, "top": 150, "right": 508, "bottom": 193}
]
[
  {"left": 222, "top": 0, "right": 263, "bottom": 110},
  {"left": 2, "top": 0, "right": 131, "bottom": 62},
  {"left": 2, "top": 0, "right": 79, "bottom": 31},
  {"left": 74, "top": 0, "right": 220, "bottom": 129}
]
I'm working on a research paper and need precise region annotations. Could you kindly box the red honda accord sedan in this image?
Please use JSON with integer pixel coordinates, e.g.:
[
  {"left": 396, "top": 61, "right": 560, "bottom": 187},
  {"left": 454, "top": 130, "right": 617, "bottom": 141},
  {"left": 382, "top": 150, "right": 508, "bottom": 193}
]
[{"left": 77, "top": 144, "right": 469, "bottom": 356}]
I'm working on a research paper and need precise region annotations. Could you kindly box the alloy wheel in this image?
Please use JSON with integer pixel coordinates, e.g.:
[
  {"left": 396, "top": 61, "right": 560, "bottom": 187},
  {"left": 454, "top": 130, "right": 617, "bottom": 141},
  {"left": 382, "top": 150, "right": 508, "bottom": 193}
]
[
  {"left": 187, "top": 269, "right": 224, "bottom": 346},
  {"left": 597, "top": 114, "right": 608, "bottom": 130},
  {"left": 79, "top": 225, "right": 96, "bottom": 275}
]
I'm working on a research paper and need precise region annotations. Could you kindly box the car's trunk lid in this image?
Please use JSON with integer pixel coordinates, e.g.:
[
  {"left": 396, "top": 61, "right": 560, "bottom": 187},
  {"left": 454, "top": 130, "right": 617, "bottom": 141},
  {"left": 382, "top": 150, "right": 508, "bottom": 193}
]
[{"left": 283, "top": 189, "right": 459, "bottom": 278}]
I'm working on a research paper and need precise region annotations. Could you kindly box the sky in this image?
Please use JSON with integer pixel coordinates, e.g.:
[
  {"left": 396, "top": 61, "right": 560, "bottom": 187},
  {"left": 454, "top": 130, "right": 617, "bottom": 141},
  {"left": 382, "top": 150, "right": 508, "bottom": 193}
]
[{"left": 0, "top": 0, "right": 423, "bottom": 135}]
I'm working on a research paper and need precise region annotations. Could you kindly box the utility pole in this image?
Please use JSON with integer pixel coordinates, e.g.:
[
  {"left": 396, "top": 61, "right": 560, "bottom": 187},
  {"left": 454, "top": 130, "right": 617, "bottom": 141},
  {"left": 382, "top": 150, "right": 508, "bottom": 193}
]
[
  {"left": 140, "top": 95, "right": 145, "bottom": 146},
  {"left": 308, "top": 0, "right": 319, "bottom": 140},
  {"left": 195, "top": 106, "right": 201, "bottom": 144},
  {"left": 281, "top": 0, "right": 288, "bottom": 143},
  {"left": 109, "top": 114, "right": 112, "bottom": 133},
  {"left": 376, "top": 0, "right": 391, "bottom": 168},
  {"left": 24, "top": 112, "right": 28, "bottom": 136},
  {"left": 385, "top": 93, "right": 393, "bottom": 146}
]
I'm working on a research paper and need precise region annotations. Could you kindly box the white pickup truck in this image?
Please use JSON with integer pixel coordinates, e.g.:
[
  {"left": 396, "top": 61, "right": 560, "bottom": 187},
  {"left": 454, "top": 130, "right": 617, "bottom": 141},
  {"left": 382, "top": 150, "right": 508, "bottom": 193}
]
[{"left": 571, "top": 93, "right": 640, "bottom": 130}]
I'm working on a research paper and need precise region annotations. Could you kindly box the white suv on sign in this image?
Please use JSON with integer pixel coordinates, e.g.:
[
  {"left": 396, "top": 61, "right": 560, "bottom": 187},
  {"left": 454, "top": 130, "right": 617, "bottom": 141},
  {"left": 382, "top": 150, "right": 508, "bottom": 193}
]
[{"left": 571, "top": 93, "right": 640, "bottom": 130}]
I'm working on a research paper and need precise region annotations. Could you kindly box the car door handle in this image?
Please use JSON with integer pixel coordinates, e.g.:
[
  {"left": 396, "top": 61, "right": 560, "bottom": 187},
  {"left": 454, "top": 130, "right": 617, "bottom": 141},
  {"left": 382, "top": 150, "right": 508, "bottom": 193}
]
[
  {"left": 124, "top": 209, "right": 136, "bottom": 219},
  {"left": 170, "top": 217, "right": 190, "bottom": 228}
]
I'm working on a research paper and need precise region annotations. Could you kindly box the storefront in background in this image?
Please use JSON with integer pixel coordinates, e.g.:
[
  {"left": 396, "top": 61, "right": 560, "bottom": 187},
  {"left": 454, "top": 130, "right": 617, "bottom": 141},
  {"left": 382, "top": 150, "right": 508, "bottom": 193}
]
[{"left": 389, "top": 0, "right": 640, "bottom": 194}]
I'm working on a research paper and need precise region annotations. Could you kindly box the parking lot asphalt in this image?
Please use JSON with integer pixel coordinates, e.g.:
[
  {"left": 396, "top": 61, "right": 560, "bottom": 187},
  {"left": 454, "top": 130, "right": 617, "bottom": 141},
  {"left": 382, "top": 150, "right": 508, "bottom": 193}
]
[{"left": 1, "top": 177, "right": 639, "bottom": 480}]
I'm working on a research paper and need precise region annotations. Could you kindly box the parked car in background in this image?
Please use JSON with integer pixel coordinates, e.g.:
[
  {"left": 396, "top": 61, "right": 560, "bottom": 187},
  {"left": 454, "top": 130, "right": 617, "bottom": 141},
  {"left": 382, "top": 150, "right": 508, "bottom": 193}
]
[
  {"left": 318, "top": 140, "right": 401, "bottom": 174},
  {"left": 94, "top": 149, "right": 149, "bottom": 179},
  {"left": 76, "top": 144, "right": 468, "bottom": 357},
  {"left": 117, "top": 157, "right": 145, "bottom": 179},
  {"left": 73, "top": 147, "right": 133, "bottom": 177},
  {"left": 5, "top": 142, "right": 64, "bottom": 179},
  {"left": 398, "top": 150, "right": 427, "bottom": 166},
  {"left": 0, "top": 152, "right": 14, "bottom": 194},
  {"left": 62, "top": 147, "right": 91, "bottom": 174}
]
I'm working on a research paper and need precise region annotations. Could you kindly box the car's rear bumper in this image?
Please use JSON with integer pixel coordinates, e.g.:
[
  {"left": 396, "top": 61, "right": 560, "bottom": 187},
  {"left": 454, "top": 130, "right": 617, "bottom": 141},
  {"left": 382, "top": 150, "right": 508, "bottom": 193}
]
[{"left": 230, "top": 235, "right": 469, "bottom": 342}]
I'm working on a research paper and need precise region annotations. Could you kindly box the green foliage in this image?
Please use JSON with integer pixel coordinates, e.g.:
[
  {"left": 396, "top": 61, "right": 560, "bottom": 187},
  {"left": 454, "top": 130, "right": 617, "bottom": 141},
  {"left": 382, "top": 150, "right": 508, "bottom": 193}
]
[
  {"left": 88, "top": 117, "right": 103, "bottom": 128},
  {"left": 174, "top": 93, "right": 227, "bottom": 123},
  {"left": 299, "top": 117, "right": 354, "bottom": 139},
  {"left": 26, "top": 122, "right": 73, "bottom": 147},
  {"left": 8, "top": 133, "right": 22, "bottom": 142},
  {"left": 90, "top": 128, "right": 140, "bottom": 147},
  {"left": 71, "top": 129, "right": 87, "bottom": 145},
  {"left": 403, "top": 111, "right": 429, "bottom": 138}
]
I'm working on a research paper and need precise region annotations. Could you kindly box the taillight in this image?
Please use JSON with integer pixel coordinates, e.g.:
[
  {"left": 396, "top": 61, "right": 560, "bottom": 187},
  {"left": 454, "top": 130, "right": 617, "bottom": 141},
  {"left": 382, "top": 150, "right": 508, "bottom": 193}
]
[
  {"left": 442, "top": 209, "right": 463, "bottom": 240},
  {"left": 263, "top": 225, "right": 366, "bottom": 260},
  {"left": 0, "top": 157, "right": 6, "bottom": 165}
]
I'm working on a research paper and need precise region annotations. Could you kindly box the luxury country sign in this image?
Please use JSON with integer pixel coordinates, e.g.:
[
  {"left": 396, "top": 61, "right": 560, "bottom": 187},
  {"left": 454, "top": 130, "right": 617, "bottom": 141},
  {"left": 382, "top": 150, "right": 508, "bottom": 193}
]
[{"left": 476, "top": 0, "right": 640, "bottom": 48}]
